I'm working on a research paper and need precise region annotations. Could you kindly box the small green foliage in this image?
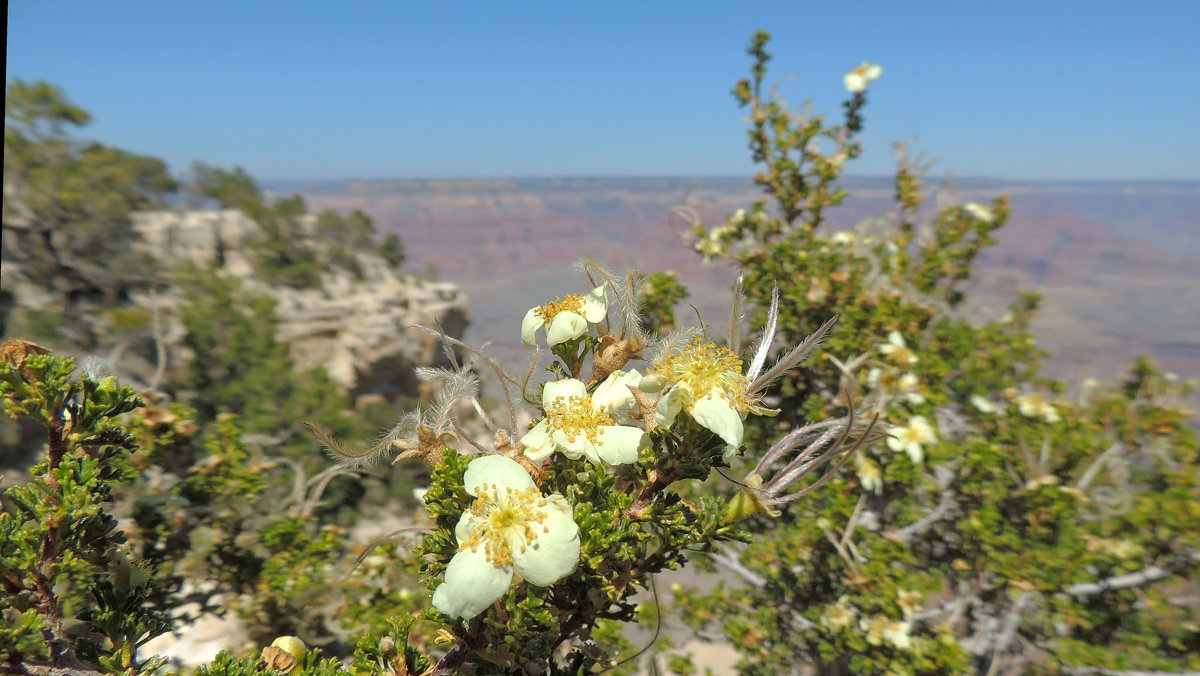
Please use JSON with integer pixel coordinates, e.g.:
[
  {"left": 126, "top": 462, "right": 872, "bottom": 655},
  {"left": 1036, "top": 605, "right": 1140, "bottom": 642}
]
[
  {"left": 639, "top": 271, "right": 689, "bottom": 335},
  {"left": 0, "top": 348, "right": 168, "bottom": 671}
]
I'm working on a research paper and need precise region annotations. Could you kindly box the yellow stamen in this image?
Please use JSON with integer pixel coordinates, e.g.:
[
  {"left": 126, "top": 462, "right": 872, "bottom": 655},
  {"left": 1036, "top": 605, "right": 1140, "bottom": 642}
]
[
  {"left": 460, "top": 483, "right": 550, "bottom": 567},
  {"left": 544, "top": 395, "right": 613, "bottom": 444},
  {"left": 650, "top": 339, "right": 753, "bottom": 412},
  {"left": 536, "top": 294, "right": 585, "bottom": 322}
]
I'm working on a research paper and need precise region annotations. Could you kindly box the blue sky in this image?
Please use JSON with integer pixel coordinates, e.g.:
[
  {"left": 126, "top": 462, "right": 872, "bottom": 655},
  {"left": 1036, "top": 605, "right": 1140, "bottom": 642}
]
[{"left": 7, "top": 1, "right": 1199, "bottom": 181}]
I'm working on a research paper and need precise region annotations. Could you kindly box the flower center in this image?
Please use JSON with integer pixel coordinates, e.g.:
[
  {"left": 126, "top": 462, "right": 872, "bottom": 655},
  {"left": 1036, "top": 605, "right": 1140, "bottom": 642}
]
[
  {"left": 650, "top": 339, "right": 751, "bottom": 411},
  {"left": 536, "top": 294, "right": 585, "bottom": 322},
  {"left": 544, "top": 395, "right": 613, "bottom": 444},
  {"left": 461, "top": 484, "right": 550, "bottom": 567}
]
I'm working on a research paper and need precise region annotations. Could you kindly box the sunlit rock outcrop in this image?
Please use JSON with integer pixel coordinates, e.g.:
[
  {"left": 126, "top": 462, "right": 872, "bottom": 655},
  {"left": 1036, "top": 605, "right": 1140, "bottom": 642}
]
[{"left": 130, "top": 209, "right": 468, "bottom": 398}]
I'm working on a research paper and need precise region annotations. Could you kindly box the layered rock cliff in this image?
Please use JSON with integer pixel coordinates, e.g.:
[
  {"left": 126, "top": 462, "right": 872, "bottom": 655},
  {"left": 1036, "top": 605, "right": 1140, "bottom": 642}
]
[
  {"left": 1, "top": 208, "right": 467, "bottom": 401},
  {"left": 128, "top": 209, "right": 468, "bottom": 399}
]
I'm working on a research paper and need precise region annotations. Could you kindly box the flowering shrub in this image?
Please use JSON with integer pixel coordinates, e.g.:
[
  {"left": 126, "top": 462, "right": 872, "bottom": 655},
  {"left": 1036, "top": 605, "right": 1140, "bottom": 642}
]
[
  {"left": 305, "top": 260, "right": 874, "bottom": 673},
  {"left": 668, "top": 30, "right": 1199, "bottom": 676},
  {"left": 2, "top": 29, "right": 1195, "bottom": 676}
]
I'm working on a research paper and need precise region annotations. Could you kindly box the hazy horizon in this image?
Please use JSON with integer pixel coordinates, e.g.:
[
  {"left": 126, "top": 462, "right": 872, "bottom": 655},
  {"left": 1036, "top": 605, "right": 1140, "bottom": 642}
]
[{"left": 264, "top": 175, "right": 1200, "bottom": 186}]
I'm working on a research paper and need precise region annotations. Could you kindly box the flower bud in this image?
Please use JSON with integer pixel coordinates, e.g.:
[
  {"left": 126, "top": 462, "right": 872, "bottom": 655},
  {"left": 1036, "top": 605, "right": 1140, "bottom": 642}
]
[{"left": 262, "top": 636, "right": 306, "bottom": 673}]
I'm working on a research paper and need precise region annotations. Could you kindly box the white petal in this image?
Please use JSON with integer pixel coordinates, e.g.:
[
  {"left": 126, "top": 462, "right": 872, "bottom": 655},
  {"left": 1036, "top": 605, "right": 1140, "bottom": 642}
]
[
  {"left": 689, "top": 394, "right": 744, "bottom": 455},
  {"left": 513, "top": 495, "right": 580, "bottom": 586},
  {"left": 543, "top": 378, "right": 588, "bottom": 407},
  {"left": 552, "top": 430, "right": 601, "bottom": 464},
  {"left": 545, "top": 312, "right": 588, "bottom": 346},
  {"left": 844, "top": 73, "right": 865, "bottom": 93},
  {"left": 886, "top": 435, "right": 905, "bottom": 453},
  {"left": 463, "top": 455, "right": 535, "bottom": 495},
  {"left": 520, "top": 422, "right": 555, "bottom": 462},
  {"left": 591, "top": 370, "right": 640, "bottom": 413},
  {"left": 579, "top": 285, "right": 608, "bottom": 322},
  {"left": 638, "top": 374, "right": 666, "bottom": 394},
  {"left": 432, "top": 548, "right": 513, "bottom": 620},
  {"left": 655, "top": 386, "right": 686, "bottom": 429},
  {"left": 453, "top": 509, "right": 475, "bottom": 545},
  {"left": 521, "top": 308, "right": 544, "bottom": 347},
  {"left": 593, "top": 426, "right": 647, "bottom": 465},
  {"left": 906, "top": 443, "right": 924, "bottom": 464}
]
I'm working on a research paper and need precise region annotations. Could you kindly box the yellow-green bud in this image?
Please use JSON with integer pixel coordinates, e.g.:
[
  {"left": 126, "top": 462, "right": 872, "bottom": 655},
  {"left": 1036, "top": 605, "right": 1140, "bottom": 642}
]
[
  {"left": 722, "top": 474, "right": 781, "bottom": 522},
  {"left": 271, "top": 636, "right": 307, "bottom": 660},
  {"left": 262, "top": 636, "right": 306, "bottom": 674}
]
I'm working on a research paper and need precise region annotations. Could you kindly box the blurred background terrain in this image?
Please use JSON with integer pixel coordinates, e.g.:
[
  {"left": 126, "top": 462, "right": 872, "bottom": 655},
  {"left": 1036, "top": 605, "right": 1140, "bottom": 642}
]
[{"left": 281, "top": 176, "right": 1199, "bottom": 389}]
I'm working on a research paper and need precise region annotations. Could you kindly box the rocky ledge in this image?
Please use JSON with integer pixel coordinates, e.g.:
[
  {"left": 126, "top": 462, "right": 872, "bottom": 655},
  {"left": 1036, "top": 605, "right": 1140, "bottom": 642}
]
[{"left": 129, "top": 209, "right": 468, "bottom": 399}]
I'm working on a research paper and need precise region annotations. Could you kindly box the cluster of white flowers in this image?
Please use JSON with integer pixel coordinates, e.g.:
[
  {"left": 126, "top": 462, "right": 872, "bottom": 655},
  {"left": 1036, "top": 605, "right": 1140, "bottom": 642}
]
[
  {"left": 854, "top": 329, "right": 940, "bottom": 493},
  {"left": 520, "top": 372, "right": 647, "bottom": 465},
  {"left": 423, "top": 271, "right": 880, "bottom": 621},
  {"left": 821, "top": 598, "right": 913, "bottom": 651}
]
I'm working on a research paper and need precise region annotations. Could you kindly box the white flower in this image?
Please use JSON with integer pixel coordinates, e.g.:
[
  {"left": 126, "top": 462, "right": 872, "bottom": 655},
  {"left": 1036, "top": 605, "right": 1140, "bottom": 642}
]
[
  {"left": 882, "top": 620, "right": 913, "bottom": 650},
  {"left": 855, "top": 454, "right": 883, "bottom": 494},
  {"left": 970, "top": 394, "right": 1003, "bottom": 415},
  {"left": 693, "top": 229, "right": 726, "bottom": 260},
  {"left": 521, "top": 285, "right": 607, "bottom": 347},
  {"left": 1015, "top": 392, "right": 1060, "bottom": 422},
  {"left": 652, "top": 339, "right": 774, "bottom": 458},
  {"left": 897, "top": 373, "right": 926, "bottom": 404},
  {"left": 860, "top": 615, "right": 913, "bottom": 650},
  {"left": 520, "top": 372, "right": 648, "bottom": 465},
  {"left": 831, "top": 231, "right": 858, "bottom": 245},
  {"left": 860, "top": 615, "right": 890, "bottom": 646},
  {"left": 871, "top": 369, "right": 926, "bottom": 404},
  {"left": 879, "top": 331, "right": 919, "bottom": 365},
  {"left": 844, "top": 62, "right": 882, "bottom": 93},
  {"left": 820, "top": 597, "right": 858, "bottom": 631},
  {"left": 886, "top": 415, "right": 937, "bottom": 463},
  {"left": 866, "top": 367, "right": 883, "bottom": 388},
  {"left": 431, "top": 456, "right": 580, "bottom": 620},
  {"left": 964, "top": 202, "right": 995, "bottom": 223}
]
